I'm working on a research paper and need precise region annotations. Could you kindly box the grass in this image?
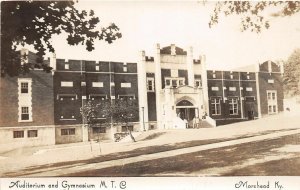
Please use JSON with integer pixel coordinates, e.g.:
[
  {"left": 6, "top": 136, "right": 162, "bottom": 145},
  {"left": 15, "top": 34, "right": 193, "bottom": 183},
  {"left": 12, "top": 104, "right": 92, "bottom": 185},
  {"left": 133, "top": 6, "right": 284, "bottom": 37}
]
[
  {"left": 2, "top": 128, "right": 298, "bottom": 177},
  {"left": 62, "top": 133, "right": 300, "bottom": 177}
]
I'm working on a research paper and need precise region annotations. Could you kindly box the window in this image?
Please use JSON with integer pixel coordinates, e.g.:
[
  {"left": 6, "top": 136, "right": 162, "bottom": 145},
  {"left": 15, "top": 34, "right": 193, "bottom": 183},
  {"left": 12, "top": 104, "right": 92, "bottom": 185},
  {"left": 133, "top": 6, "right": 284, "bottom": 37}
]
[
  {"left": 211, "top": 87, "right": 219, "bottom": 91},
  {"left": 165, "top": 79, "right": 170, "bottom": 86},
  {"left": 92, "top": 82, "right": 103, "bottom": 87},
  {"left": 61, "top": 81, "right": 73, "bottom": 87},
  {"left": 229, "top": 87, "right": 236, "bottom": 91},
  {"left": 121, "top": 83, "right": 131, "bottom": 88},
  {"left": 118, "top": 95, "right": 135, "bottom": 100},
  {"left": 90, "top": 94, "right": 107, "bottom": 101},
  {"left": 165, "top": 77, "right": 185, "bottom": 88},
  {"left": 267, "top": 92, "right": 276, "bottom": 100},
  {"left": 147, "top": 78, "right": 155, "bottom": 92},
  {"left": 267, "top": 90, "right": 277, "bottom": 114},
  {"left": 92, "top": 127, "right": 106, "bottom": 134},
  {"left": 21, "top": 107, "right": 29, "bottom": 121},
  {"left": 61, "top": 128, "right": 75, "bottom": 136},
  {"left": 246, "top": 87, "right": 253, "bottom": 91},
  {"left": 195, "top": 79, "right": 201, "bottom": 88},
  {"left": 65, "top": 64, "right": 69, "bottom": 70},
  {"left": 21, "top": 82, "right": 28, "bottom": 93},
  {"left": 95, "top": 65, "right": 99, "bottom": 71},
  {"left": 211, "top": 98, "right": 221, "bottom": 115},
  {"left": 228, "top": 98, "right": 238, "bottom": 115},
  {"left": 13, "top": 131, "right": 24, "bottom": 138},
  {"left": 28, "top": 130, "right": 38, "bottom": 138}
]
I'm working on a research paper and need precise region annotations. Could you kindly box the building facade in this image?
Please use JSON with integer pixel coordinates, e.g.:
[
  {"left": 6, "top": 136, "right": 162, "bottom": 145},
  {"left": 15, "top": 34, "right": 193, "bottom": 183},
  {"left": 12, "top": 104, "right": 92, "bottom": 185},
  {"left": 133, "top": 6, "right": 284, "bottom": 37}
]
[{"left": 0, "top": 44, "right": 284, "bottom": 150}]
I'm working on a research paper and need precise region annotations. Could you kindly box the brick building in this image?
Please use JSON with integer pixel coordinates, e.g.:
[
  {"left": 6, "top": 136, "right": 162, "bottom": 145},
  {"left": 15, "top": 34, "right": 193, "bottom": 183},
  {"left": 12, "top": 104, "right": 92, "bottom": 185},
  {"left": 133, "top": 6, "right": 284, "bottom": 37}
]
[
  {"left": 0, "top": 44, "right": 284, "bottom": 149},
  {"left": 0, "top": 50, "right": 55, "bottom": 152}
]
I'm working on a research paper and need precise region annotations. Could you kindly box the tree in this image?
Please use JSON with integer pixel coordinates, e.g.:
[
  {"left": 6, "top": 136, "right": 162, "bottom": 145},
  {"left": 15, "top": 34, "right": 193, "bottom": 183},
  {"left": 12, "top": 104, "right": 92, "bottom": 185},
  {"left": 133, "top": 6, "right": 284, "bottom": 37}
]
[
  {"left": 80, "top": 99, "right": 111, "bottom": 153},
  {"left": 80, "top": 98, "right": 139, "bottom": 143},
  {"left": 283, "top": 49, "right": 300, "bottom": 97},
  {"left": 209, "top": 1, "right": 300, "bottom": 33},
  {"left": 111, "top": 98, "right": 139, "bottom": 142},
  {"left": 1, "top": 1, "right": 122, "bottom": 77}
]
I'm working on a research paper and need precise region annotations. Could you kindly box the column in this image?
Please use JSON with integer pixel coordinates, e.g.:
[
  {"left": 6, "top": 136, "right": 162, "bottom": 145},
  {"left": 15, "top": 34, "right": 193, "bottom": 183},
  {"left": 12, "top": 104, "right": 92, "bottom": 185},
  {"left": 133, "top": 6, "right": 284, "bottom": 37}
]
[
  {"left": 137, "top": 50, "right": 149, "bottom": 131},
  {"left": 154, "top": 43, "right": 163, "bottom": 129},
  {"left": 201, "top": 55, "right": 209, "bottom": 117},
  {"left": 187, "top": 46, "right": 195, "bottom": 87}
]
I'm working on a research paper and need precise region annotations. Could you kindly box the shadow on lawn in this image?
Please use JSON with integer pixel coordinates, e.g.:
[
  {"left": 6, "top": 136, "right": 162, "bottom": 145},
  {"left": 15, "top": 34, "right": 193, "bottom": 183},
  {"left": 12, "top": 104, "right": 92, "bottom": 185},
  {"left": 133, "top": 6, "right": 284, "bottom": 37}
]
[
  {"left": 63, "top": 133, "right": 300, "bottom": 177},
  {"left": 2, "top": 128, "right": 298, "bottom": 177}
]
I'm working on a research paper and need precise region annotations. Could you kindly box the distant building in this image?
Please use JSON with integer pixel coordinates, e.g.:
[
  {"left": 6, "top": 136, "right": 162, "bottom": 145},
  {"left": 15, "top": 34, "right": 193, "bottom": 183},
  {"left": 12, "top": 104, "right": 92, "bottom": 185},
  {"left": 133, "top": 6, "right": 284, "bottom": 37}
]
[{"left": 0, "top": 44, "right": 284, "bottom": 150}]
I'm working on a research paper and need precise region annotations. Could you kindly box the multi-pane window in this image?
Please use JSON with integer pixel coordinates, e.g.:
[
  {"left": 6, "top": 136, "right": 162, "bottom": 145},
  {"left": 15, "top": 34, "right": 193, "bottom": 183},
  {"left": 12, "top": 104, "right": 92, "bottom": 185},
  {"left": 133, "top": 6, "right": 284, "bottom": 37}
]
[
  {"left": 165, "top": 77, "right": 185, "bottom": 88},
  {"left": 228, "top": 98, "right": 238, "bottom": 115},
  {"left": 28, "top": 130, "right": 38, "bottom": 138},
  {"left": 267, "top": 90, "right": 277, "bottom": 114},
  {"left": 21, "top": 107, "right": 29, "bottom": 120},
  {"left": 147, "top": 78, "right": 155, "bottom": 92},
  {"left": 61, "top": 128, "right": 75, "bottom": 136},
  {"left": 211, "top": 98, "right": 221, "bottom": 115},
  {"left": 13, "top": 131, "right": 24, "bottom": 138},
  {"left": 21, "top": 82, "right": 28, "bottom": 93}
]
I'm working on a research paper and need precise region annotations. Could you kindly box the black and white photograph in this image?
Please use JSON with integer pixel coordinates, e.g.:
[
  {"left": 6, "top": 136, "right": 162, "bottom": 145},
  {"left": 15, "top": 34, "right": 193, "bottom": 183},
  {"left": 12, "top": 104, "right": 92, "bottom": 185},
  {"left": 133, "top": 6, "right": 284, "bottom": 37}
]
[{"left": 0, "top": 0, "right": 300, "bottom": 188}]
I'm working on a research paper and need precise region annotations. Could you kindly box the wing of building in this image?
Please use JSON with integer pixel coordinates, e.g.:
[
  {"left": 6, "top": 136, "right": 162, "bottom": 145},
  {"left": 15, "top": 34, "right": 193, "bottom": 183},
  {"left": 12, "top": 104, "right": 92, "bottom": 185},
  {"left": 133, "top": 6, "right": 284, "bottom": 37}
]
[{"left": 0, "top": 44, "right": 284, "bottom": 151}]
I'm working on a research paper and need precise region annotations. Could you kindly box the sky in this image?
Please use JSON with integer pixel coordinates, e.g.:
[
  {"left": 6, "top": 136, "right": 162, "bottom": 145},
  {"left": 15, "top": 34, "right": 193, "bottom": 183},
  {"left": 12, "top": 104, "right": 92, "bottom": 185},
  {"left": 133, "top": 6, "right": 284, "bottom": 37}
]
[{"left": 45, "top": 1, "right": 300, "bottom": 70}]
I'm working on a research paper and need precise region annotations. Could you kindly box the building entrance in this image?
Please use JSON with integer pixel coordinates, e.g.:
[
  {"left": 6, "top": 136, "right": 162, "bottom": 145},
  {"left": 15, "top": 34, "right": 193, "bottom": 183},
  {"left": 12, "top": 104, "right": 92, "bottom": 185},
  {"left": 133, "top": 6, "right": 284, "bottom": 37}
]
[{"left": 176, "top": 100, "right": 197, "bottom": 128}]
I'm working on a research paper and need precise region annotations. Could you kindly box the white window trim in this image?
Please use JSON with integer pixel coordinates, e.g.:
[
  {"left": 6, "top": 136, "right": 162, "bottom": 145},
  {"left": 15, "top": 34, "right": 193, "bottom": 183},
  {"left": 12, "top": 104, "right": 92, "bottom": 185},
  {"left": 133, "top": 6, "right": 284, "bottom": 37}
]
[
  {"left": 229, "top": 87, "right": 236, "bottom": 91},
  {"left": 92, "top": 82, "right": 104, "bottom": 88},
  {"left": 246, "top": 87, "right": 253, "bottom": 91},
  {"left": 267, "top": 90, "right": 278, "bottom": 114},
  {"left": 121, "top": 82, "right": 131, "bottom": 88},
  {"left": 211, "top": 87, "right": 219, "bottom": 91},
  {"left": 61, "top": 81, "right": 73, "bottom": 87}
]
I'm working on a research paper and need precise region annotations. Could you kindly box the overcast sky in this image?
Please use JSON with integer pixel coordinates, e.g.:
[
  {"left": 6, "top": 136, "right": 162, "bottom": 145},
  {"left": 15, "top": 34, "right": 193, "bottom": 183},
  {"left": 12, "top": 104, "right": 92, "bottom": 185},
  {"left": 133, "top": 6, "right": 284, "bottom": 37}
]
[{"left": 47, "top": 1, "right": 300, "bottom": 70}]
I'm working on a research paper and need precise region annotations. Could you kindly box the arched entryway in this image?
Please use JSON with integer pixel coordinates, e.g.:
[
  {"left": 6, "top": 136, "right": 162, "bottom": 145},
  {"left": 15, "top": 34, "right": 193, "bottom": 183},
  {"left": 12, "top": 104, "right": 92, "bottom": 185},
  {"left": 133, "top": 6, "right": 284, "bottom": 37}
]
[{"left": 176, "top": 99, "right": 198, "bottom": 128}]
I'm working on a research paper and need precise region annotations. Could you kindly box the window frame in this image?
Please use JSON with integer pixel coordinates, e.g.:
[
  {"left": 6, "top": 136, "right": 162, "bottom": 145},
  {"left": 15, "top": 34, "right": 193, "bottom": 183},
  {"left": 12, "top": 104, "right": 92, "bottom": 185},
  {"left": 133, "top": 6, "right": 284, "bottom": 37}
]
[
  {"left": 146, "top": 77, "right": 155, "bottom": 92},
  {"left": 228, "top": 98, "right": 239, "bottom": 115},
  {"left": 211, "top": 98, "right": 221, "bottom": 115}
]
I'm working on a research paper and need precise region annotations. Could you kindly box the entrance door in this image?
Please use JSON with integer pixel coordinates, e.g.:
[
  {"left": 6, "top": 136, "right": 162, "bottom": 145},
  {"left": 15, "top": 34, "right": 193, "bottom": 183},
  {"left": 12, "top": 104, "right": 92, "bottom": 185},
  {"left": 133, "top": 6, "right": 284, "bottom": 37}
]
[
  {"left": 267, "top": 90, "right": 277, "bottom": 114},
  {"left": 176, "top": 108, "right": 195, "bottom": 128},
  {"left": 244, "top": 97, "right": 256, "bottom": 120}
]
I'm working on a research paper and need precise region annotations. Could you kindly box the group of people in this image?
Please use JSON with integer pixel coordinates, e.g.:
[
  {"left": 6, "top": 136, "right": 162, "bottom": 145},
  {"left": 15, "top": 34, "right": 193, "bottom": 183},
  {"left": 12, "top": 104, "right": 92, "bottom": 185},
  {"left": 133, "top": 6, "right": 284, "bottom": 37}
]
[{"left": 180, "top": 112, "right": 207, "bottom": 129}]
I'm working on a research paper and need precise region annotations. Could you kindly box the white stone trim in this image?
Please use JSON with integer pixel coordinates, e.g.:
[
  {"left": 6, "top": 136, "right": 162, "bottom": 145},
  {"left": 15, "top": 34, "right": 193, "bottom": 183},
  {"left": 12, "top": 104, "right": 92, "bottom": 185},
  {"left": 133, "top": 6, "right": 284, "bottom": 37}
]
[
  {"left": 92, "top": 82, "right": 104, "bottom": 87},
  {"left": 121, "top": 82, "right": 131, "bottom": 88},
  {"left": 61, "top": 81, "right": 73, "bottom": 87}
]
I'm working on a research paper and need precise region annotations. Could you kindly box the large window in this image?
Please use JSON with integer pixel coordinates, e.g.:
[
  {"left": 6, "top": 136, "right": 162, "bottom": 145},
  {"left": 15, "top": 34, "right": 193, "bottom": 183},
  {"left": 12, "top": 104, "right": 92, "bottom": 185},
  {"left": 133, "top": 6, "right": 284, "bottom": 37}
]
[
  {"left": 228, "top": 98, "right": 238, "bottom": 115},
  {"left": 147, "top": 78, "right": 155, "bottom": 92},
  {"left": 211, "top": 98, "right": 221, "bottom": 115},
  {"left": 267, "top": 90, "right": 277, "bottom": 114}
]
